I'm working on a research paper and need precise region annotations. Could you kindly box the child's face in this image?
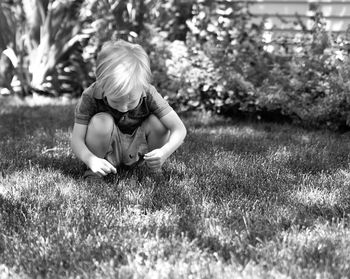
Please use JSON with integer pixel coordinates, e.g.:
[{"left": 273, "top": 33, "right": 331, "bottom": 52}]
[{"left": 106, "top": 93, "right": 141, "bottom": 113}]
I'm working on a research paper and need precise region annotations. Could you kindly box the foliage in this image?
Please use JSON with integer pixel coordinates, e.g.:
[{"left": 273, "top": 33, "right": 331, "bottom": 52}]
[
  {"left": 254, "top": 17, "right": 350, "bottom": 129},
  {"left": 28, "top": 0, "right": 91, "bottom": 95},
  {"left": 0, "top": 0, "right": 151, "bottom": 97},
  {"left": 0, "top": 1, "right": 18, "bottom": 93},
  {"left": 80, "top": 0, "right": 145, "bottom": 45},
  {"left": 152, "top": 1, "right": 350, "bottom": 130},
  {"left": 146, "top": 0, "right": 194, "bottom": 41},
  {"left": 0, "top": 2, "right": 15, "bottom": 53},
  {"left": 146, "top": 0, "right": 262, "bottom": 114},
  {"left": 0, "top": 0, "right": 92, "bottom": 96},
  {"left": 1, "top": 0, "right": 350, "bottom": 129}
]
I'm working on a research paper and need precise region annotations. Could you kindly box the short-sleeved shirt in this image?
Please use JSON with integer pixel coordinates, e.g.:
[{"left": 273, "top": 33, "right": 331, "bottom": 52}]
[{"left": 75, "top": 82, "right": 173, "bottom": 134}]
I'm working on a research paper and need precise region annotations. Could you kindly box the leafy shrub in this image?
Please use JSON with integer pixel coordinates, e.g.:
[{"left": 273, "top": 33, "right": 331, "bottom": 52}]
[
  {"left": 145, "top": 0, "right": 266, "bottom": 115},
  {"left": 3, "top": 0, "right": 349, "bottom": 129},
  {"left": 156, "top": 1, "right": 350, "bottom": 130},
  {"left": 253, "top": 18, "right": 350, "bottom": 129},
  {"left": 145, "top": 0, "right": 194, "bottom": 41}
]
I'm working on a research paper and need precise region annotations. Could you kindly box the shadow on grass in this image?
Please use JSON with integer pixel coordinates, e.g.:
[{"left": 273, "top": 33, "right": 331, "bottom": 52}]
[
  {"left": 2, "top": 104, "right": 350, "bottom": 270},
  {"left": 0, "top": 195, "right": 29, "bottom": 234},
  {"left": 129, "top": 119, "right": 350, "bottom": 261},
  {"left": 187, "top": 122, "right": 350, "bottom": 175},
  {"left": 293, "top": 203, "right": 348, "bottom": 227},
  {"left": 0, "top": 104, "right": 75, "bottom": 139},
  {"left": 0, "top": 104, "right": 82, "bottom": 179}
]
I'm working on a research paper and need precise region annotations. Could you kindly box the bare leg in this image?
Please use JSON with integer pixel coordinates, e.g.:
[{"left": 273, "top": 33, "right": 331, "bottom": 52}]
[
  {"left": 85, "top": 113, "right": 114, "bottom": 158},
  {"left": 143, "top": 114, "right": 170, "bottom": 151}
]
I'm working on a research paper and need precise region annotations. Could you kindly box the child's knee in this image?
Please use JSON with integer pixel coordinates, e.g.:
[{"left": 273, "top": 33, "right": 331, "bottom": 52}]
[{"left": 88, "top": 113, "right": 114, "bottom": 137}]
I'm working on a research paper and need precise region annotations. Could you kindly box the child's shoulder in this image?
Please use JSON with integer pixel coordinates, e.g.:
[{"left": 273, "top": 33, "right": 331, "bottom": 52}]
[
  {"left": 145, "top": 84, "right": 160, "bottom": 97},
  {"left": 144, "top": 84, "right": 171, "bottom": 114},
  {"left": 81, "top": 82, "right": 95, "bottom": 97},
  {"left": 81, "top": 82, "right": 103, "bottom": 99}
]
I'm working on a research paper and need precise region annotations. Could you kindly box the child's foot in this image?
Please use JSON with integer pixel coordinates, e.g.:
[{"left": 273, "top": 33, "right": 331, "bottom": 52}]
[{"left": 83, "top": 170, "right": 104, "bottom": 184}]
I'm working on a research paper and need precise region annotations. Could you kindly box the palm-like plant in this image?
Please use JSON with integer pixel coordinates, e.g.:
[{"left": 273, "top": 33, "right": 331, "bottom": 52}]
[
  {"left": 25, "top": 0, "right": 82, "bottom": 88},
  {"left": 0, "top": 0, "right": 149, "bottom": 96},
  {"left": 0, "top": 1, "right": 17, "bottom": 94},
  {"left": 0, "top": 0, "right": 92, "bottom": 96},
  {"left": 0, "top": 2, "right": 14, "bottom": 53},
  {"left": 25, "top": 0, "right": 90, "bottom": 95},
  {"left": 81, "top": 0, "right": 146, "bottom": 46}
]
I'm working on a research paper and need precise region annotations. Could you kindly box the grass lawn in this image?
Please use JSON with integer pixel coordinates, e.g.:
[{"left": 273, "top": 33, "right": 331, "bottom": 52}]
[{"left": 1, "top": 95, "right": 350, "bottom": 278}]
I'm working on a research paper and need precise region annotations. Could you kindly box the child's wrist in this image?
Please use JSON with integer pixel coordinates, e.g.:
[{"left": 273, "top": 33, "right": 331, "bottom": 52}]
[
  {"left": 160, "top": 145, "right": 173, "bottom": 159},
  {"left": 84, "top": 154, "right": 96, "bottom": 168}
]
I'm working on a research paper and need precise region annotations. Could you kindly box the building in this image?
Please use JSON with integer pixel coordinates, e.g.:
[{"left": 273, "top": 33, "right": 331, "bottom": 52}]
[{"left": 248, "top": 0, "right": 350, "bottom": 32}]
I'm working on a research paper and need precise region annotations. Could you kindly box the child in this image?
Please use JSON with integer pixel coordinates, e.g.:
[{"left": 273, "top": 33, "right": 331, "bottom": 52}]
[{"left": 71, "top": 40, "right": 187, "bottom": 181}]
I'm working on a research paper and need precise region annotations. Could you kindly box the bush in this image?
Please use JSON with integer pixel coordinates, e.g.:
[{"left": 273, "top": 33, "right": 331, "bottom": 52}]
[
  {"left": 4, "top": 0, "right": 346, "bottom": 130},
  {"left": 255, "top": 35, "right": 350, "bottom": 129},
  {"left": 150, "top": 1, "right": 350, "bottom": 130}
]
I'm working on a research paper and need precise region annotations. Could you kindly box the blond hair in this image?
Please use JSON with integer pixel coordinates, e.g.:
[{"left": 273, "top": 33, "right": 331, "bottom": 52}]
[{"left": 95, "top": 40, "right": 151, "bottom": 99}]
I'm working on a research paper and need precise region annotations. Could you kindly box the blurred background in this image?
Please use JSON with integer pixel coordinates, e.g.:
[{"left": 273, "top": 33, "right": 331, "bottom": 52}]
[{"left": 1, "top": 0, "right": 350, "bottom": 130}]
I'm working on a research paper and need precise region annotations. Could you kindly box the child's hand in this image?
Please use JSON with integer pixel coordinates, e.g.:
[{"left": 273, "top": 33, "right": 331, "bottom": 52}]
[
  {"left": 88, "top": 157, "right": 117, "bottom": 176},
  {"left": 144, "top": 149, "right": 167, "bottom": 170}
]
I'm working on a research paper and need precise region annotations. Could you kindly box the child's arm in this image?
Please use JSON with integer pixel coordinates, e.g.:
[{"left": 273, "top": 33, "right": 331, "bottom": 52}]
[
  {"left": 71, "top": 123, "right": 117, "bottom": 176},
  {"left": 144, "top": 110, "right": 187, "bottom": 169}
]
